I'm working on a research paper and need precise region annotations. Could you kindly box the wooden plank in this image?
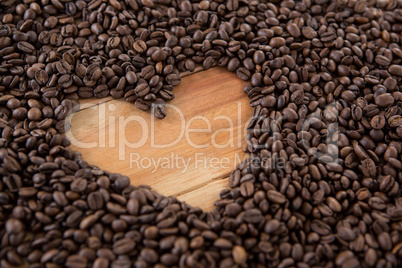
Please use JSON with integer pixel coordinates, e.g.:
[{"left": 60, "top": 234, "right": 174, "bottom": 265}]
[{"left": 67, "top": 67, "right": 251, "bottom": 211}]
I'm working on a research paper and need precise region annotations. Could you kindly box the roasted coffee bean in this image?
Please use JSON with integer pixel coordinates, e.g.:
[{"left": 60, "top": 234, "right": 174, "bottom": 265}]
[
  {"left": 287, "top": 23, "right": 301, "bottom": 38},
  {"left": 5, "top": 218, "right": 24, "bottom": 234},
  {"left": 267, "top": 190, "right": 286, "bottom": 204},
  {"left": 134, "top": 83, "right": 150, "bottom": 97},
  {"left": 269, "top": 37, "right": 286, "bottom": 48},
  {"left": 388, "top": 65, "right": 402, "bottom": 76},
  {"left": 240, "top": 181, "right": 254, "bottom": 197},
  {"left": 133, "top": 40, "right": 147, "bottom": 54},
  {"left": 113, "top": 238, "right": 136, "bottom": 255},
  {"left": 243, "top": 209, "right": 263, "bottom": 224},
  {"left": 35, "top": 70, "right": 49, "bottom": 85},
  {"left": 375, "top": 93, "right": 394, "bottom": 108},
  {"left": 141, "top": 66, "right": 155, "bottom": 80},
  {"left": 151, "top": 98, "right": 166, "bottom": 119},
  {"left": 236, "top": 67, "right": 250, "bottom": 80},
  {"left": 371, "top": 115, "right": 386, "bottom": 130},
  {"left": 1, "top": 1, "right": 402, "bottom": 268},
  {"left": 135, "top": 98, "right": 150, "bottom": 111},
  {"left": 165, "top": 74, "right": 181, "bottom": 86},
  {"left": 17, "top": 41, "right": 35, "bottom": 54}
]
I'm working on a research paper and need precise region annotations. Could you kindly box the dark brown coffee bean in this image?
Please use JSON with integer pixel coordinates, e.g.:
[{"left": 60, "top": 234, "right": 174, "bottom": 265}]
[
  {"left": 113, "top": 238, "right": 135, "bottom": 255},
  {"left": 4, "top": 155, "right": 22, "bottom": 172},
  {"left": 388, "top": 65, "right": 402, "bottom": 76},
  {"left": 227, "top": 58, "right": 240, "bottom": 72},
  {"left": 361, "top": 158, "right": 377, "bottom": 177},
  {"left": 375, "top": 93, "right": 394, "bottom": 108},
  {"left": 326, "top": 197, "right": 342, "bottom": 212},
  {"left": 236, "top": 67, "right": 250, "bottom": 80},
  {"left": 35, "top": 70, "right": 49, "bottom": 85},
  {"left": 151, "top": 98, "right": 166, "bottom": 119},
  {"left": 260, "top": 95, "right": 276, "bottom": 108},
  {"left": 17, "top": 41, "right": 35, "bottom": 53},
  {"left": 267, "top": 190, "right": 286, "bottom": 204},
  {"left": 378, "top": 232, "right": 392, "bottom": 251},
  {"left": 302, "top": 26, "right": 317, "bottom": 39},
  {"left": 141, "top": 66, "right": 155, "bottom": 80},
  {"left": 135, "top": 99, "right": 150, "bottom": 111},
  {"left": 287, "top": 23, "right": 301, "bottom": 37},
  {"left": 19, "top": 187, "right": 37, "bottom": 198},
  {"left": 5, "top": 218, "right": 24, "bottom": 234},
  {"left": 133, "top": 40, "right": 147, "bottom": 53},
  {"left": 59, "top": 74, "right": 73, "bottom": 88},
  {"left": 338, "top": 226, "right": 356, "bottom": 241},
  {"left": 232, "top": 245, "right": 247, "bottom": 265},
  {"left": 87, "top": 192, "right": 104, "bottom": 210},
  {"left": 165, "top": 73, "right": 181, "bottom": 86},
  {"left": 134, "top": 83, "right": 150, "bottom": 97},
  {"left": 269, "top": 37, "right": 285, "bottom": 48},
  {"left": 243, "top": 208, "right": 263, "bottom": 224},
  {"left": 240, "top": 181, "right": 254, "bottom": 197},
  {"left": 388, "top": 115, "right": 402, "bottom": 128},
  {"left": 370, "top": 115, "right": 386, "bottom": 130},
  {"left": 140, "top": 248, "right": 158, "bottom": 264}
]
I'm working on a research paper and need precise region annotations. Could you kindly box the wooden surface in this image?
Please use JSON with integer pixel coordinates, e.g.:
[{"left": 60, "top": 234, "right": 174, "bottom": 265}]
[{"left": 68, "top": 67, "right": 252, "bottom": 211}]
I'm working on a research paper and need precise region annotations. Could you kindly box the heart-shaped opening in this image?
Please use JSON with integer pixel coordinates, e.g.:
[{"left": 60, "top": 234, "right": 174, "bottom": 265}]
[{"left": 68, "top": 67, "right": 252, "bottom": 211}]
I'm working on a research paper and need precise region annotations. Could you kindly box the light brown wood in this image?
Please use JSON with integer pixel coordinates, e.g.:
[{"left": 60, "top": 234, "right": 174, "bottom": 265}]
[{"left": 68, "top": 67, "right": 252, "bottom": 211}]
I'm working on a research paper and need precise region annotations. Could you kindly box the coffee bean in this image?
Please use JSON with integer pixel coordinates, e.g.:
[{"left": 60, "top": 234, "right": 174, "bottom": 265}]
[
  {"left": 151, "top": 98, "right": 166, "bottom": 119},
  {"left": 134, "top": 83, "right": 150, "bottom": 97},
  {"left": 113, "top": 238, "right": 135, "bottom": 255},
  {"left": 240, "top": 181, "right": 254, "bottom": 197},
  {"left": 370, "top": 115, "right": 386, "bottom": 129},
  {"left": 243, "top": 208, "right": 263, "bottom": 224},
  {"left": 133, "top": 40, "right": 147, "bottom": 53},
  {"left": 375, "top": 93, "right": 394, "bottom": 107},
  {"left": 233, "top": 245, "right": 247, "bottom": 265},
  {"left": 326, "top": 197, "right": 342, "bottom": 212},
  {"left": 87, "top": 192, "right": 104, "bottom": 210},
  {"left": 269, "top": 37, "right": 286, "bottom": 48},
  {"left": 17, "top": 41, "right": 35, "bottom": 53},
  {"left": 4, "top": 155, "right": 22, "bottom": 172},
  {"left": 59, "top": 74, "right": 73, "bottom": 88},
  {"left": 140, "top": 248, "right": 158, "bottom": 264},
  {"left": 361, "top": 158, "right": 377, "bottom": 177},
  {"left": 35, "top": 70, "right": 49, "bottom": 85},
  {"left": 0, "top": 1, "right": 401, "bottom": 267},
  {"left": 302, "top": 26, "right": 317, "bottom": 39},
  {"left": 264, "top": 219, "right": 280, "bottom": 233},
  {"left": 377, "top": 232, "right": 392, "bottom": 251},
  {"left": 338, "top": 226, "right": 356, "bottom": 241},
  {"left": 236, "top": 67, "right": 250, "bottom": 80},
  {"left": 5, "top": 218, "right": 23, "bottom": 234},
  {"left": 260, "top": 95, "right": 276, "bottom": 108},
  {"left": 135, "top": 98, "right": 150, "bottom": 111},
  {"left": 165, "top": 73, "right": 181, "bottom": 86},
  {"left": 287, "top": 23, "right": 301, "bottom": 38},
  {"left": 141, "top": 66, "right": 155, "bottom": 80},
  {"left": 388, "top": 65, "right": 402, "bottom": 76},
  {"left": 267, "top": 190, "right": 286, "bottom": 204}
]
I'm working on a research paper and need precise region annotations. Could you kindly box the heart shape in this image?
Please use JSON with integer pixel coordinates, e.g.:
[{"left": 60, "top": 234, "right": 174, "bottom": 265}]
[{"left": 68, "top": 67, "right": 252, "bottom": 211}]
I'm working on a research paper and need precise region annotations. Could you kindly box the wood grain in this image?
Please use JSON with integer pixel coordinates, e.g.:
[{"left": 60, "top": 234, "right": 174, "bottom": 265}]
[{"left": 68, "top": 67, "right": 252, "bottom": 211}]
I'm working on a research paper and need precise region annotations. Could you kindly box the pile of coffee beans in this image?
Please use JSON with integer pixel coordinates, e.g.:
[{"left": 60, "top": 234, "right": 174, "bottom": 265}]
[{"left": 0, "top": 0, "right": 402, "bottom": 267}]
